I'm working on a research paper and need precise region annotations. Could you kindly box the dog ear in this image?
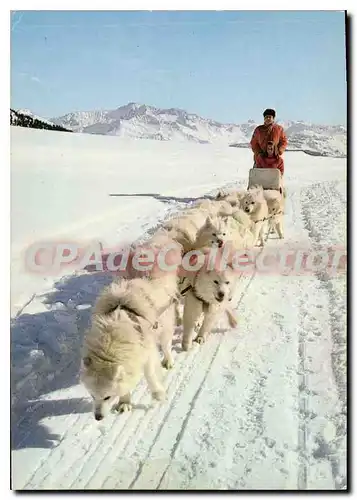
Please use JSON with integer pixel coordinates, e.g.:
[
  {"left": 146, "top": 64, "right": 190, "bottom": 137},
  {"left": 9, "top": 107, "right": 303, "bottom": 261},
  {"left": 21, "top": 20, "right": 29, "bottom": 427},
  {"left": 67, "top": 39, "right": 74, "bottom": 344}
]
[
  {"left": 226, "top": 259, "right": 239, "bottom": 277},
  {"left": 113, "top": 365, "right": 126, "bottom": 381},
  {"left": 205, "top": 216, "right": 213, "bottom": 227},
  {"left": 226, "top": 261, "right": 234, "bottom": 272}
]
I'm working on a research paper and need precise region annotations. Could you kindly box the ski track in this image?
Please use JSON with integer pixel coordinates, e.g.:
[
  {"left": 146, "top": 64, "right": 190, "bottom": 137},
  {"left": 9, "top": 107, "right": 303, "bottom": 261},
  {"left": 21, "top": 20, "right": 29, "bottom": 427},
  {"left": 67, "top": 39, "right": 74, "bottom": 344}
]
[
  {"left": 299, "top": 181, "right": 347, "bottom": 489},
  {"left": 11, "top": 177, "right": 346, "bottom": 490}
]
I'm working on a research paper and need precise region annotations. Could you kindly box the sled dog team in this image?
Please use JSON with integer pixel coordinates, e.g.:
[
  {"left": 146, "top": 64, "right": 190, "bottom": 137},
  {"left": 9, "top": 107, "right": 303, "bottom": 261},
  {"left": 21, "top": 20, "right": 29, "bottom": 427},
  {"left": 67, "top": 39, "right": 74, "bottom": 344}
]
[{"left": 80, "top": 185, "right": 285, "bottom": 421}]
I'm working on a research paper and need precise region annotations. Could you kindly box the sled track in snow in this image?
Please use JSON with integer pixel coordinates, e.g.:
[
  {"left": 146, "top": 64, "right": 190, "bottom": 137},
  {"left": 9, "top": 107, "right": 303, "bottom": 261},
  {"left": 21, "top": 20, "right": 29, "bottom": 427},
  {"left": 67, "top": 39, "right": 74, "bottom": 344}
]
[
  {"left": 13, "top": 178, "right": 347, "bottom": 490},
  {"left": 79, "top": 178, "right": 268, "bottom": 490},
  {"left": 299, "top": 181, "right": 347, "bottom": 489},
  {"left": 300, "top": 181, "right": 346, "bottom": 409},
  {"left": 15, "top": 178, "right": 263, "bottom": 489},
  {"left": 283, "top": 187, "right": 309, "bottom": 490},
  {"left": 17, "top": 178, "right": 270, "bottom": 490}
]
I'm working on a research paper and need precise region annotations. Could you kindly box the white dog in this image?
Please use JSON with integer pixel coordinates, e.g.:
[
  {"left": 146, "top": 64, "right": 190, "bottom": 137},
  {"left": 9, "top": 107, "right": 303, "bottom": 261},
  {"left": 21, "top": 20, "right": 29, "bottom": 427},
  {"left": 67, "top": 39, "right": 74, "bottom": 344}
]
[
  {"left": 225, "top": 208, "right": 257, "bottom": 250},
  {"left": 262, "top": 189, "right": 285, "bottom": 239},
  {"left": 193, "top": 198, "right": 233, "bottom": 218},
  {"left": 181, "top": 266, "right": 239, "bottom": 351},
  {"left": 240, "top": 186, "right": 269, "bottom": 247},
  {"left": 215, "top": 189, "right": 246, "bottom": 208},
  {"left": 162, "top": 208, "right": 211, "bottom": 253},
  {"left": 194, "top": 211, "right": 255, "bottom": 255},
  {"left": 80, "top": 273, "right": 179, "bottom": 420},
  {"left": 194, "top": 215, "right": 230, "bottom": 252}
]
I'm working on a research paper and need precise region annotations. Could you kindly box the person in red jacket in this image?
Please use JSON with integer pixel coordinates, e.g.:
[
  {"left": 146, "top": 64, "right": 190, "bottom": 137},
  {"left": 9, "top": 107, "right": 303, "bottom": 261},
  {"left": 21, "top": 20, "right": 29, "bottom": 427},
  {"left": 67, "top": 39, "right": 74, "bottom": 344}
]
[
  {"left": 255, "top": 141, "right": 284, "bottom": 176},
  {"left": 250, "top": 108, "right": 288, "bottom": 163}
]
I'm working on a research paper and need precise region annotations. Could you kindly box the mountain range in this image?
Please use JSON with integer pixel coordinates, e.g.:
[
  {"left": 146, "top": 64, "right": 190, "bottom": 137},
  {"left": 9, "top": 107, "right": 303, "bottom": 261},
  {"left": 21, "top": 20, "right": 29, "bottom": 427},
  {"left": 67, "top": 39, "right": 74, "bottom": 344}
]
[{"left": 10, "top": 103, "right": 347, "bottom": 158}]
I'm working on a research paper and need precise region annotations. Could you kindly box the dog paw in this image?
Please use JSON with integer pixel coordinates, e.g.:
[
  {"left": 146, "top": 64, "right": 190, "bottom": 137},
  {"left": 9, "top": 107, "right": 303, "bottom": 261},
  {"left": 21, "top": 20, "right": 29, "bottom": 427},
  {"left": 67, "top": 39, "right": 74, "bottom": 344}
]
[
  {"left": 114, "top": 402, "right": 132, "bottom": 414},
  {"left": 228, "top": 316, "right": 238, "bottom": 328},
  {"left": 194, "top": 335, "right": 205, "bottom": 345},
  {"left": 161, "top": 358, "right": 174, "bottom": 370},
  {"left": 182, "top": 341, "right": 192, "bottom": 351},
  {"left": 152, "top": 389, "right": 166, "bottom": 401}
]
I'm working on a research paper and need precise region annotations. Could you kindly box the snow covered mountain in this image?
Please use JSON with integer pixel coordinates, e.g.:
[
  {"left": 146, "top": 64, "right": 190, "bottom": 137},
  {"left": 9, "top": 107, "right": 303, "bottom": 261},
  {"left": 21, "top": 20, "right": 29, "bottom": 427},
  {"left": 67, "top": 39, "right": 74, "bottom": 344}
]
[
  {"left": 51, "top": 102, "right": 347, "bottom": 157},
  {"left": 10, "top": 108, "right": 72, "bottom": 133}
]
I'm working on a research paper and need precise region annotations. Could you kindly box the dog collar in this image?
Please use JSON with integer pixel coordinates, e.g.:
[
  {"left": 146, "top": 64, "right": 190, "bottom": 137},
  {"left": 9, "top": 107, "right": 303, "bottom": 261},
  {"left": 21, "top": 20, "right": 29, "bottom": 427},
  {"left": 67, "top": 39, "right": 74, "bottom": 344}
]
[{"left": 180, "top": 282, "right": 210, "bottom": 313}]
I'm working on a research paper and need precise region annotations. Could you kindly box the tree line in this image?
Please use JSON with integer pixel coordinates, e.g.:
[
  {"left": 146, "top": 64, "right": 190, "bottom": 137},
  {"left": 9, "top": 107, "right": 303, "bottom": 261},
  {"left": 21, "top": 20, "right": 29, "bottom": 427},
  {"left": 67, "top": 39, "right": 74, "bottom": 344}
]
[{"left": 10, "top": 109, "right": 72, "bottom": 133}]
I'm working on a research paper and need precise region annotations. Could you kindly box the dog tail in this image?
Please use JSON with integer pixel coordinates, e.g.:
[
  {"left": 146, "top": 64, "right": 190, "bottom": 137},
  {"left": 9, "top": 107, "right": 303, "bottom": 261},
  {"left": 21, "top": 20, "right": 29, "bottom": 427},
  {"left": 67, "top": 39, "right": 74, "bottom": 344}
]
[{"left": 94, "top": 281, "right": 127, "bottom": 316}]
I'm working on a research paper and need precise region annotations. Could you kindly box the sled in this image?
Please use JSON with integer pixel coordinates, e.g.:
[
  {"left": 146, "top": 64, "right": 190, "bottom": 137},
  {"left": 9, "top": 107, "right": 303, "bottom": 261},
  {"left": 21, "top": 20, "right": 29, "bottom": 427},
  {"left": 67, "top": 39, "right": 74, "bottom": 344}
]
[{"left": 247, "top": 167, "right": 284, "bottom": 194}]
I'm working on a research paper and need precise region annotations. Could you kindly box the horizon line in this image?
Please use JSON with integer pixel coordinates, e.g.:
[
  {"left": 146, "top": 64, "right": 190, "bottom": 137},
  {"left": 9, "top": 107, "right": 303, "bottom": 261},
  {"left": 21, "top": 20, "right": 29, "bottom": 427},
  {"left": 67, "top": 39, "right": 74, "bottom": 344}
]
[{"left": 10, "top": 101, "right": 347, "bottom": 129}]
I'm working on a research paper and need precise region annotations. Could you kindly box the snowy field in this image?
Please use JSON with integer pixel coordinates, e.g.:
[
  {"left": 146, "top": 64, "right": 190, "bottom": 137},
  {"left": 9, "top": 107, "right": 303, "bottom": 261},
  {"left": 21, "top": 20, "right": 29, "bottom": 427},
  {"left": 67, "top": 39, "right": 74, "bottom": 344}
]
[{"left": 11, "top": 126, "right": 347, "bottom": 490}]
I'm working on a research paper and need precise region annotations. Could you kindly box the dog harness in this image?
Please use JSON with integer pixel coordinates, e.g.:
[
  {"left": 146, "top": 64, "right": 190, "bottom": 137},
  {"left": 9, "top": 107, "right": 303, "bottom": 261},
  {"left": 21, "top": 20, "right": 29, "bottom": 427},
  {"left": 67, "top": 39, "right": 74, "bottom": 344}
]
[
  {"left": 119, "top": 292, "right": 180, "bottom": 330},
  {"left": 254, "top": 210, "right": 284, "bottom": 223},
  {"left": 180, "top": 278, "right": 210, "bottom": 313}
]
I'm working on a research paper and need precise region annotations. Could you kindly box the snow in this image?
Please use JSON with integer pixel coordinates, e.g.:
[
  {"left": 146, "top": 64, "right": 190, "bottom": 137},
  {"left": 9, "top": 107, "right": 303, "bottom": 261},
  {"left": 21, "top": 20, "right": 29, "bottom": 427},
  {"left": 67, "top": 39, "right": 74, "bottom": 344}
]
[
  {"left": 11, "top": 126, "right": 347, "bottom": 490},
  {"left": 51, "top": 102, "right": 347, "bottom": 157},
  {"left": 16, "top": 108, "right": 58, "bottom": 127}
]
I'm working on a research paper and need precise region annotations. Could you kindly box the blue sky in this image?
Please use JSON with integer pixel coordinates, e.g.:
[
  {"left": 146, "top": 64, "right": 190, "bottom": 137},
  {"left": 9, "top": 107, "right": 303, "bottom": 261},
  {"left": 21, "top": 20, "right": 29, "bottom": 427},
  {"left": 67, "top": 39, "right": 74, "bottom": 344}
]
[{"left": 11, "top": 10, "right": 347, "bottom": 125}]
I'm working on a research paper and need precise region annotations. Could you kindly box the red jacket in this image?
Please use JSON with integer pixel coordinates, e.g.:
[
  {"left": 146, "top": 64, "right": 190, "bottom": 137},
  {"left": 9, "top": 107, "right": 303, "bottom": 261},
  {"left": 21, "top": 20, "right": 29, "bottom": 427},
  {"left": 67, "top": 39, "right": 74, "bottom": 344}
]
[
  {"left": 250, "top": 123, "right": 288, "bottom": 161},
  {"left": 256, "top": 154, "right": 284, "bottom": 176}
]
